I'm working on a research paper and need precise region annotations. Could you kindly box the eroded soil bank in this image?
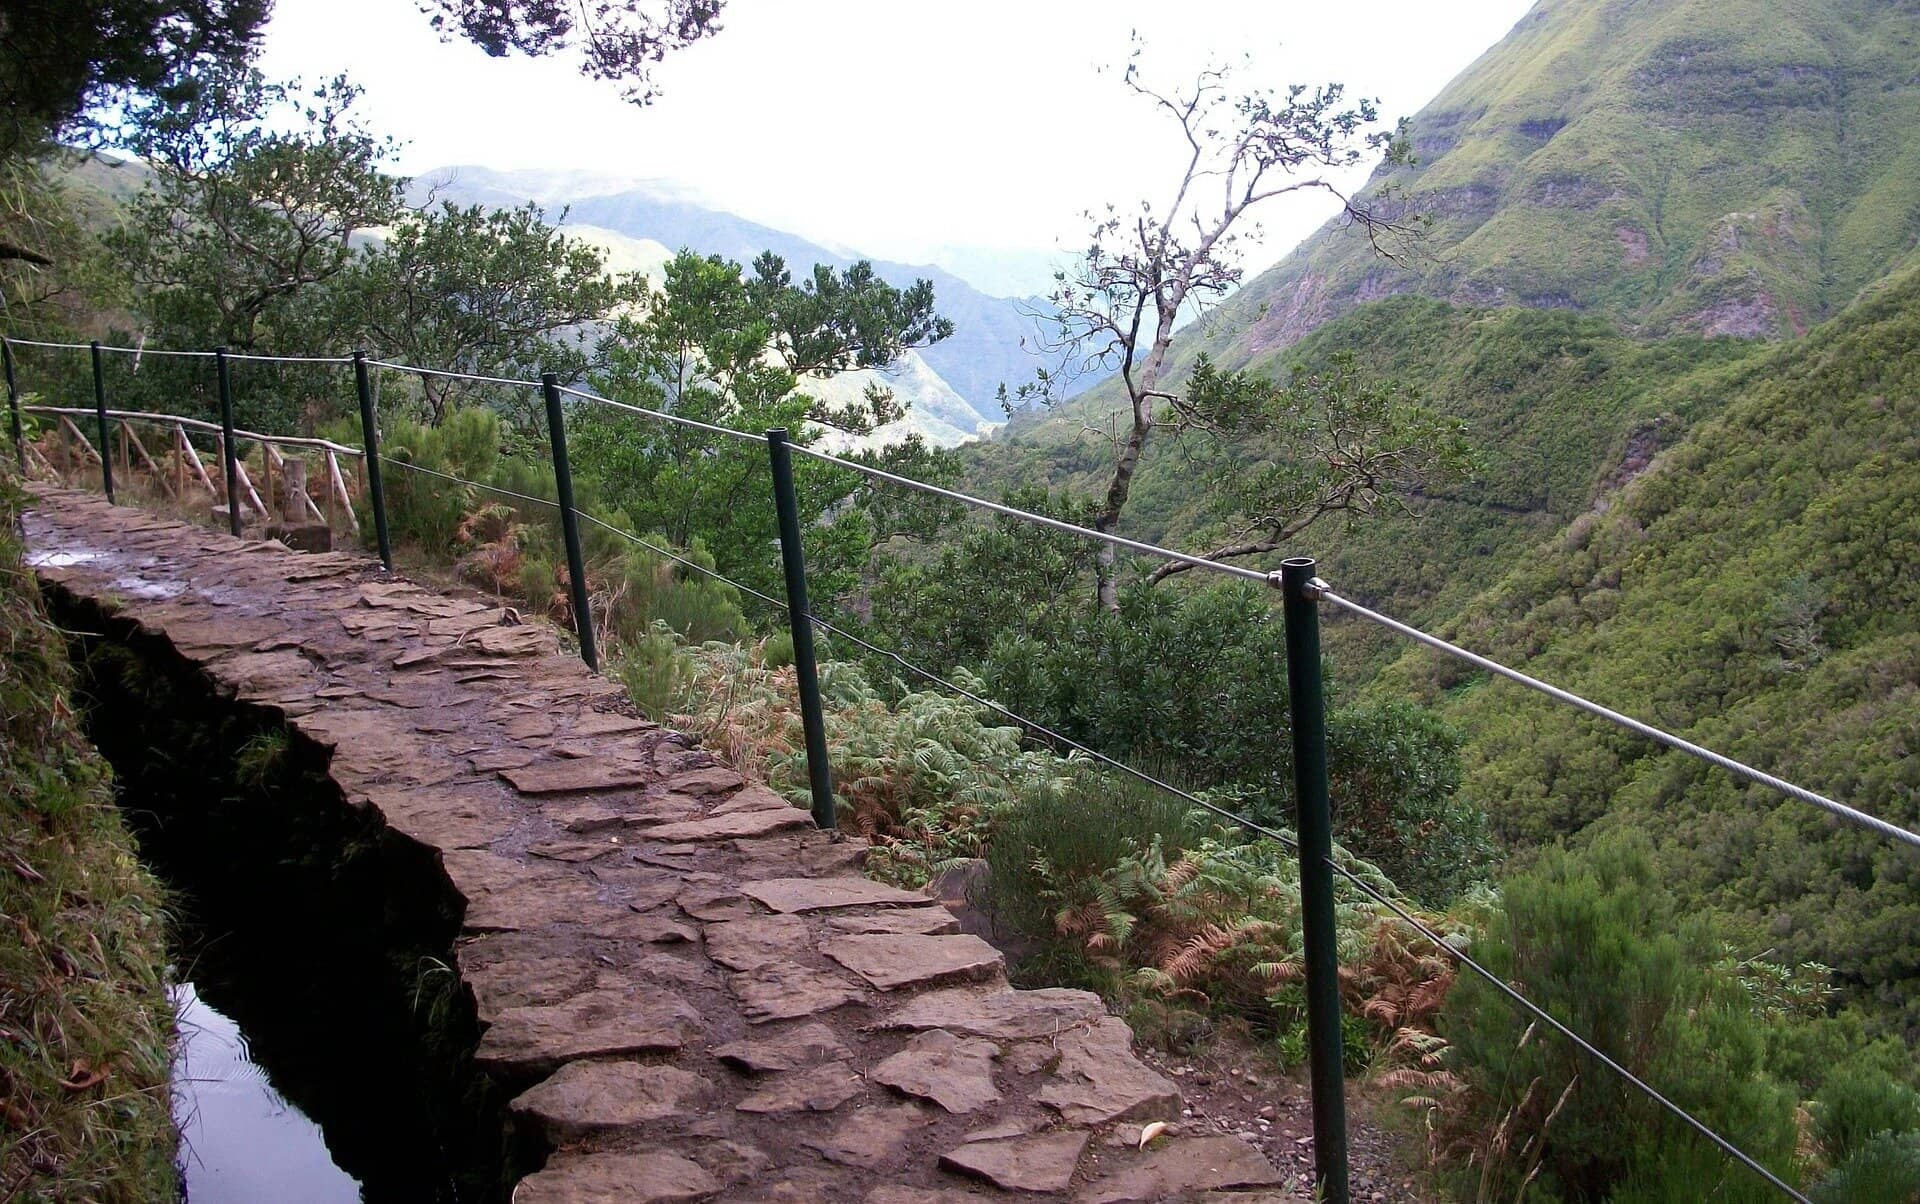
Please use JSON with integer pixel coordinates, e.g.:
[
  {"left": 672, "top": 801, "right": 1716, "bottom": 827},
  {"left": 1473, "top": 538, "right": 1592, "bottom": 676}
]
[{"left": 51, "top": 584, "right": 527, "bottom": 1203}]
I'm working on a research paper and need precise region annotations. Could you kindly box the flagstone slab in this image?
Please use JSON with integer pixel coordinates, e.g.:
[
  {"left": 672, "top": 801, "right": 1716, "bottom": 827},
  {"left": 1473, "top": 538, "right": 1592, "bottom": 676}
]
[
  {"left": 511, "top": 1061, "right": 711, "bottom": 1141},
  {"left": 878, "top": 988, "right": 1109, "bottom": 1041},
  {"left": 1077, "top": 1136, "right": 1286, "bottom": 1203},
  {"left": 1035, "top": 1017, "right": 1181, "bottom": 1126},
  {"left": 474, "top": 987, "right": 702, "bottom": 1072},
  {"left": 826, "top": 934, "right": 1005, "bottom": 991},
  {"left": 735, "top": 1060, "right": 863, "bottom": 1113},
  {"left": 741, "top": 876, "right": 932, "bottom": 914},
  {"left": 514, "top": 1151, "right": 719, "bottom": 1204},
  {"left": 713, "top": 1022, "right": 851, "bottom": 1073},
  {"left": 872, "top": 1029, "right": 1002, "bottom": 1113},
  {"left": 646, "top": 807, "right": 812, "bottom": 842},
  {"left": 940, "top": 1131, "right": 1091, "bottom": 1193},
  {"left": 501, "top": 760, "right": 655, "bottom": 795}
]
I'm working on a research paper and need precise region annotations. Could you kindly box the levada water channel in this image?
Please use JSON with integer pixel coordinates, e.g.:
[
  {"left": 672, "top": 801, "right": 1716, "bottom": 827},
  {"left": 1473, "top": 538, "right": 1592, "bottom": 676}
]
[{"left": 55, "top": 589, "right": 524, "bottom": 1202}]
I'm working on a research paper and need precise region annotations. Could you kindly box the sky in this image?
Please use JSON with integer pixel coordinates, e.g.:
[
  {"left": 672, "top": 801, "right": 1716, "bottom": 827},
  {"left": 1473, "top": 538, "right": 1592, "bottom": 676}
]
[{"left": 257, "top": 0, "right": 1537, "bottom": 296}]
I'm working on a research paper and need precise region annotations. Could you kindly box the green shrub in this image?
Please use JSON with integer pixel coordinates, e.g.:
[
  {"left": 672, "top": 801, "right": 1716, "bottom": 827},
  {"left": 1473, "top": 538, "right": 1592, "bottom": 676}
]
[
  {"left": 1432, "top": 830, "right": 1800, "bottom": 1201},
  {"left": 1811, "top": 1132, "right": 1920, "bottom": 1204},
  {"left": 615, "top": 622, "right": 694, "bottom": 721},
  {"left": 1814, "top": 1058, "right": 1920, "bottom": 1167},
  {"left": 981, "top": 769, "right": 1200, "bottom": 950}
]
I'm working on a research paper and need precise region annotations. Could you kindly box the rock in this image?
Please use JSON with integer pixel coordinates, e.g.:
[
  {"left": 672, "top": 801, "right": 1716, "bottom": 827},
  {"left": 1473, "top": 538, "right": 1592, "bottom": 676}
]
[
  {"left": 825, "top": 934, "right": 1005, "bottom": 991},
  {"left": 440, "top": 849, "right": 609, "bottom": 932},
  {"left": 676, "top": 881, "right": 757, "bottom": 922},
  {"left": 513, "top": 1150, "right": 719, "bottom": 1203},
  {"left": 510, "top": 1061, "right": 709, "bottom": 1141},
  {"left": 729, "top": 961, "right": 868, "bottom": 1023},
  {"left": 500, "top": 760, "right": 653, "bottom": 795},
  {"left": 828, "top": 906, "right": 961, "bottom": 936},
  {"left": 646, "top": 808, "right": 812, "bottom": 842},
  {"left": 666, "top": 766, "right": 745, "bottom": 795},
  {"left": 703, "top": 915, "right": 816, "bottom": 971},
  {"left": 528, "top": 837, "right": 621, "bottom": 863},
  {"left": 878, "top": 987, "right": 1108, "bottom": 1040},
  {"left": 475, "top": 987, "right": 700, "bottom": 1071},
  {"left": 864, "top": 1189, "right": 996, "bottom": 1204},
  {"left": 1080, "top": 1135, "right": 1286, "bottom": 1203},
  {"left": 713, "top": 1022, "right": 851, "bottom": 1073},
  {"left": 1006, "top": 1041, "right": 1061, "bottom": 1075},
  {"left": 939, "top": 1130, "right": 1090, "bottom": 1193},
  {"left": 505, "top": 713, "right": 556, "bottom": 739},
  {"left": 461, "top": 955, "right": 598, "bottom": 1024},
  {"left": 711, "top": 784, "right": 798, "bottom": 815},
  {"left": 740, "top": 876, "right": 931, "bottom": 914},
  {"left": 584, "top": 910, "right": 697, "bottom": 945},
  {"left": 569, "top": 711, "right": 654, "bottom": 737},
  {"left": 800, "top": 1102, "right": 935, "bottom": 1169},
  {"left": 1035, "top": 1017, "right": 1181, "bottom": 1125},
  {"left": 871, "top": 1029, "right": 1002, "bottom": 1113},
  {"left": 735, "top": 1060, "right": 862, "bottom": 1113}
]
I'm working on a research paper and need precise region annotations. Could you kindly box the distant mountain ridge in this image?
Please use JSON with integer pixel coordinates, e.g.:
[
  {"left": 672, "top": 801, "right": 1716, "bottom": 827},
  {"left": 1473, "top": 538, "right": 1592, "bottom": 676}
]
[{"left": 416, "top": 165, "right": 1069, "bottom": 444}]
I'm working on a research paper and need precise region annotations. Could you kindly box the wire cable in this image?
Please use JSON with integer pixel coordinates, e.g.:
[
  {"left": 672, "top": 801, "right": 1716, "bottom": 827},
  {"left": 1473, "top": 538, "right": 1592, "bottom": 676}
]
[
  {"left": 784, "top": 442, "right": 1276, "bottom": 586},
  {"left": 363, "top": 360, "right": 546, "bottom": 390},
  {"left": 377, "top": 456, "right": 560, "bottom": 511},
  {"left": 1325, "top": 856, "right": 1811, "bottom": 1203},
  {"left": 218, "top": 350, "right": 356, "bottom": 365},
  {"left": 1318, "top": 587, "right": 1920, "bottom": 853},
  {"left": 3, "top": 337, "right": 218, "bottom": 358},
  {"left": 558, "top": 383, "right": 772, "bottom": 445},
  {"left": 570, "top": 508, "right": 789, "bottom": 611}
]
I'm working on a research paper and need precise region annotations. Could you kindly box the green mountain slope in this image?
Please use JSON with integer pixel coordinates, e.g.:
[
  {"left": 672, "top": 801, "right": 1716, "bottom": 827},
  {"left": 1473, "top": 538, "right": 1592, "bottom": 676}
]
[
  {"left": 1371, "top": 268, "right": 1920, "bottom": 1030},
  {"left": 1224, "top": 0, "right": 1920, "bottom": 354},
  {"left": 994, "top": 0, "right": 1920, "bottom": 457}
]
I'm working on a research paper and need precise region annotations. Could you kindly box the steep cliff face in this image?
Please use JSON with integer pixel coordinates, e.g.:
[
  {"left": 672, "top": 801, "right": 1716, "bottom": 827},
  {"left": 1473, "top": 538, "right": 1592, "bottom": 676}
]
[{"left": 1208, "top": 0, "right": 1920, "bottom": 360}]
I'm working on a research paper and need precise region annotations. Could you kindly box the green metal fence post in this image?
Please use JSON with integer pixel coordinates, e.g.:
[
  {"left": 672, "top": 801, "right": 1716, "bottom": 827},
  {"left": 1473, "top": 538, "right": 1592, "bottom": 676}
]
[
  {"left": 765, "top": 428, "right": 836, "bottom": 832},
  {"left": 541, "top": 373, "right": 598, "bottom": 672},
  {"left": 216, "top": 347, "right": 242, "bottom": 536},
  {"left": 89, "top": 341, "right": 114, "bottom": 502},
  {"left": 3, "top": 339, "right": 22, "bottom": 472},
  {"left": 353, "top": 351, "right": 393, "bottom": 571},
  {"left": 1280, "top": 556, "right": 1349, "bottom": 1204}
]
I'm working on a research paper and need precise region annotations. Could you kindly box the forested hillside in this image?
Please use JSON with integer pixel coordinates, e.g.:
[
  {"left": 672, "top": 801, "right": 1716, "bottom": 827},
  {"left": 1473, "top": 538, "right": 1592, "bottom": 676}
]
[{"left": 1374, "top": 266, "right": 1920, "bottom": 1034}]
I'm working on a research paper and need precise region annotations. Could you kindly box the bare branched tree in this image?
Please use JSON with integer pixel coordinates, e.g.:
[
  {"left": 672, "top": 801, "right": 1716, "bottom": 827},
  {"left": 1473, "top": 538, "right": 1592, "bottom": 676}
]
[{"left": 1019, "top": 39, "right": 1419, "bottom": 609}]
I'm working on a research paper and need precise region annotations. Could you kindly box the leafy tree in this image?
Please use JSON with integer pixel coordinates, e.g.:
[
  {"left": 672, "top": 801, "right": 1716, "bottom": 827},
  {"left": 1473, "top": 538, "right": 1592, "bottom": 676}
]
[
  {"left": 1016, "top": 38, "right": 1415, "bottom": 608},
  {"left": 0, "top": 0, "right": 267, "bottom": 160},
  {"left": 333, "top": 201, "right": 637, "bottom": 425},
  {"left": 0, "top": 156, "right": 124, "bottom": 335},
  {"left": 422, "top": 0, "right": 723, "bottom": 103},
  {"left": 112, "top": 65, "right": 403, "bottom": 353},
  {"left": 569, "top": 248, "right": 953, "bottom": 602},
  {"left": 1146, "top": 351, "right": 1473, "bottom": 583}
]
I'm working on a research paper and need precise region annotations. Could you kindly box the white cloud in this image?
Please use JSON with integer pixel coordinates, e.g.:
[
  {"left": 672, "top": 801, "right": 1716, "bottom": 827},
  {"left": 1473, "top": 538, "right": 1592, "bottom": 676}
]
[{"left": 258, "top": 0, "right": 1535, "bottom": 290}]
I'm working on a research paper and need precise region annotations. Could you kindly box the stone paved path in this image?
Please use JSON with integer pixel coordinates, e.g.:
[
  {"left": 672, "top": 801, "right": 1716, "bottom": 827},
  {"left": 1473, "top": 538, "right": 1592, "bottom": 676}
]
[{"left": 23, "top": 488, "right": 1305, "bottom": 1203}]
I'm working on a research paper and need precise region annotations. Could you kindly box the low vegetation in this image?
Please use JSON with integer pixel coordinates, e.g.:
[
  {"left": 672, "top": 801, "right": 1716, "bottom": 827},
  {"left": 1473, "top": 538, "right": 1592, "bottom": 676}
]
[{"left": 0, "top": 473, "right": 176, "bottom": 1201}]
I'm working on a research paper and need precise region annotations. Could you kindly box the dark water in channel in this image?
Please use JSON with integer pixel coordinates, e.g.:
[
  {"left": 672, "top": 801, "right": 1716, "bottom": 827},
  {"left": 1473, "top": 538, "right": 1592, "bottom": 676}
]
[
  {"left": 157, "top": 885, "right": 474, "bottom": 1203},
  {"left": 61, "top": 592, "right": 515, "bottom": 1203},
  {"left": 170, "top": 981, "right": 362, "bottom": 1202}
]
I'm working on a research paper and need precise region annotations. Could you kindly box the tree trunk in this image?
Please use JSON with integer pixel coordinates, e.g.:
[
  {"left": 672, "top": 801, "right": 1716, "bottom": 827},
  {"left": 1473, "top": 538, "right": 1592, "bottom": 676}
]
[{"left": 1091, "top": 314, "right": 1176, "bottom": 611}]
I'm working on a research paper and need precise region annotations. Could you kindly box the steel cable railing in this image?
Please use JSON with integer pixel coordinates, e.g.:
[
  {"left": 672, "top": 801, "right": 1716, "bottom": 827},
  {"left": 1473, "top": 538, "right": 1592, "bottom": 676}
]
[
  {"left": 1318, "top": 585, "right": 1920, "bottom": 852},
  {"left": 8, "top": 332, "right": 1906, "bottom": 1204}
]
